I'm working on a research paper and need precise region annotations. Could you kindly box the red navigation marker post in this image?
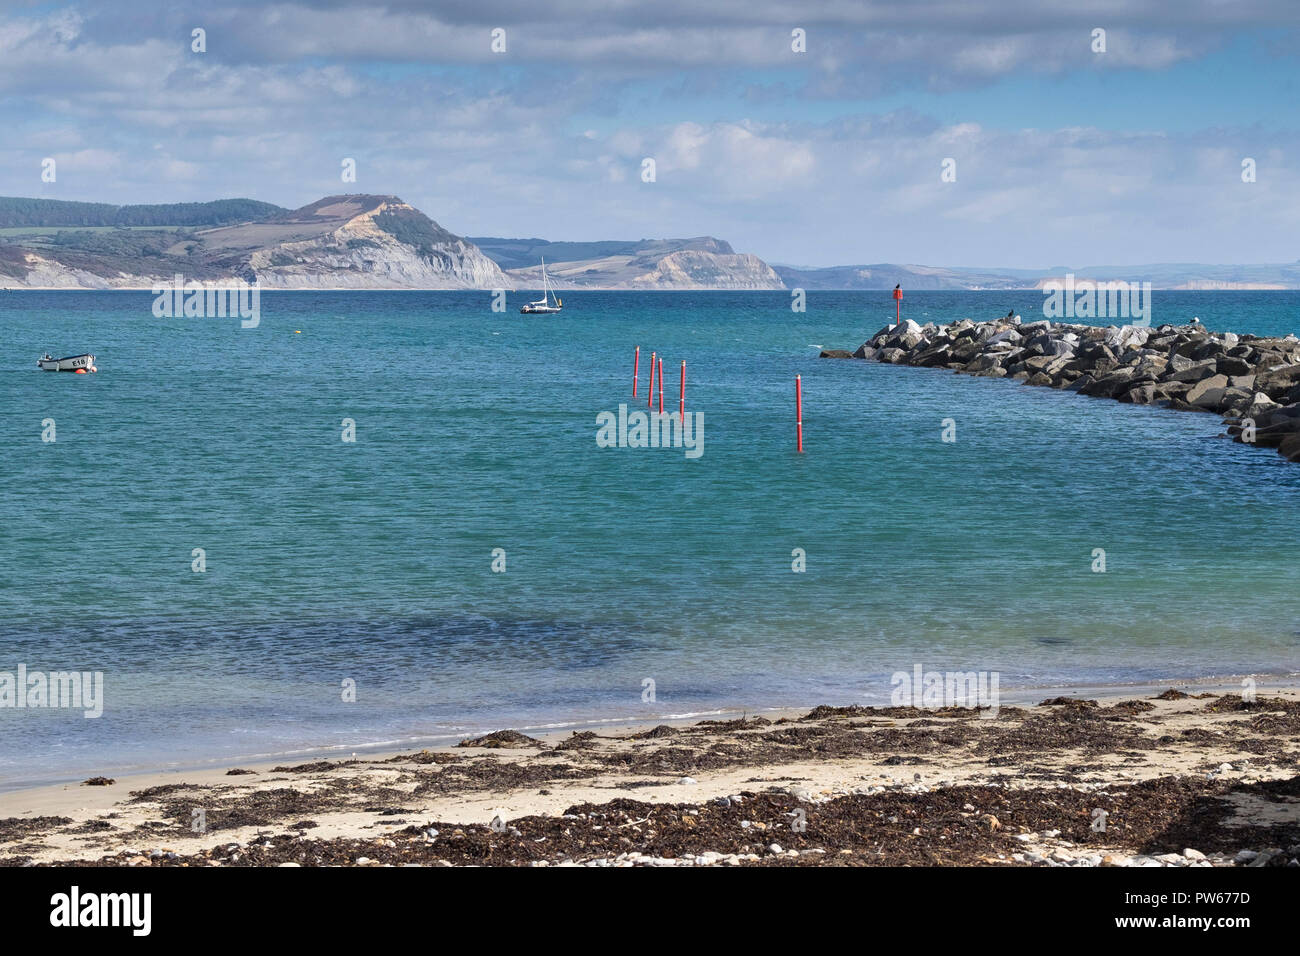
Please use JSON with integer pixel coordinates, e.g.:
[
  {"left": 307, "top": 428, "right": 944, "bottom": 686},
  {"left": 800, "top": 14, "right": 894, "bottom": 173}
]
[
  {"left": 633, "top": 346, "right": 640, "bottom": 397},
  {"left": 648, "top": 352, "right": 656, "bottom": 408},
  {"left": 657, "top": 357, "right": 664, "bottom": 413},
  {"left": 893, "top": 285, "right": 902, "bottom": 326},
  {"left": 679, "top": 361, "right": 686, "bottom": 423},
  {"left": 796, "top": 374, "right": 804, "bottom": 453}
]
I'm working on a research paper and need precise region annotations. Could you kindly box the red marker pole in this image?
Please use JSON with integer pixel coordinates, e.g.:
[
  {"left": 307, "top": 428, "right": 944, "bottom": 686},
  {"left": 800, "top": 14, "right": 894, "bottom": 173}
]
[
  {"left": 648, "top": 352, "right": 656, "bottom": 408},
  {"left": 657, "top": 357, "right": 664, "bottom": 414},
  {"left": 633, "top": 346, "right": 640, "bottom": 397},
  {"left": 796, "top": 375, "right": 804, "bottom": 453},
  {"left": 893, "top": 286, "right": 902, "bottom": 326},
  {"left": 679, "top": 361, "right": 685, "bottom": 423}
]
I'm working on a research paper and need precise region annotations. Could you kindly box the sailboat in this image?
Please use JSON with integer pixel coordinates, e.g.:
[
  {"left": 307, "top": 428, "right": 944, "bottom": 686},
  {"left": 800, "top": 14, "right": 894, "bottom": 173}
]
[{"left": 520, "top": 257, "right": 562, "bottom": 314}]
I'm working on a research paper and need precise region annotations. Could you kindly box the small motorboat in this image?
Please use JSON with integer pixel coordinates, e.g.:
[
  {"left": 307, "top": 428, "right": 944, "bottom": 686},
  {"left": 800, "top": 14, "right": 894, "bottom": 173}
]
[
  {"left": 38, "top": 352, "right": 96, "bottom": 372},
  {"left": 520, "top": 257, "right": 562, "bottom": 314}
]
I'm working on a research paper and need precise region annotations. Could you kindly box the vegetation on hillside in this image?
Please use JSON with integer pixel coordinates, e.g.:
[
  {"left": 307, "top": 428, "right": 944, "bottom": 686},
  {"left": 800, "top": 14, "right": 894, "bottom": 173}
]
[
  {"left": 0, "top": 197, "right": 284, "bottom": 228},
  {"left": 372, "top": 208, "right": 459, "bottom": 259}
]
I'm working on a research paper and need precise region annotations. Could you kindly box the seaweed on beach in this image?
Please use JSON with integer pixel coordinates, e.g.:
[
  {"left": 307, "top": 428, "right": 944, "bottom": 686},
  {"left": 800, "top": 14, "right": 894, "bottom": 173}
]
[
  {"left": 35, "top": 773, "right": 1299, "bottom": 869},
  {"left": 0, "top": 816, "right": 73, "bottom": 843},
  {"left": 977, "top": 701, "right": 1159, "bottom": 758},
  {"left": 1039, "top": 697, "right": 1098, "bottom": 708},
  {"left": 385, "top": 749, "right": 458, "bottom": 765},
  {"left": 688, "top": 716, "right": 772, "bottom": 732},
  {"left": 272, "top": 760, "right": 359, "bottom": 773},
  {"left": 1203, "top": 694, "right": 1300, "bottom": 714},
  {"left": 411, "top": 758, "right": 593, "bottom": 796},
  {"left": 7, "top": 693, "right": 1297, "bottom": 868},
  {"left": 457, "top": 730, "right": 543, "bottom": 749},
  {"left": 630, "top": 724, "right": 680, "bottom": 739},
  {"left": 67, "top": 819, "right": 117, "bottom": 834},
  {"left": 128, "top": 783, "right": 202, "bottom": 803}
]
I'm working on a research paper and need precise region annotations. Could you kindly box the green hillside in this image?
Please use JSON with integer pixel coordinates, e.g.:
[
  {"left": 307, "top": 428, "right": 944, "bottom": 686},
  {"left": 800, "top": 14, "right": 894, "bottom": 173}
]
[{"left": 0, "top": 197, "right": 286, "bottom": 229}]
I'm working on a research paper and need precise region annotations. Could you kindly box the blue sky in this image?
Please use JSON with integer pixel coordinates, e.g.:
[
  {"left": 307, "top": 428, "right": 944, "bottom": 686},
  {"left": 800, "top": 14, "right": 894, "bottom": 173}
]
[{"left": 1, "top": 1, "right": 1298, "bottom": 267}]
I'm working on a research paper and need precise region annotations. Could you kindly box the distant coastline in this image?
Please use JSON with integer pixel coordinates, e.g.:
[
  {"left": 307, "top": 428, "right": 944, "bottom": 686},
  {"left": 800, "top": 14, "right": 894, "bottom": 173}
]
[{"left": 4, "top": 195, "right": 1300, "bottom": 291}]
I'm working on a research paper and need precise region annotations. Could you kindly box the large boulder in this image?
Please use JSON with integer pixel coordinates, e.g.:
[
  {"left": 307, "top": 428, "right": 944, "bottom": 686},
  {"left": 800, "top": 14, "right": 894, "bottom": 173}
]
[
  {"left": 1217, "top": 356, "right": 1253, "bottom": 377},
  {"left": 1185, "top": 374, "right": 1230, "bottom": 407},
  {"left": 1254, "top": 364, "right": 1300, "bottom": 400},
  {"left": 914, "top": 345, "right": 954, "bottom": 367},
  {"left": 1119, "top": 384, "right": 1157, "bottom": 404},
  {"left": 1080, "top": 367, "right": 1138, "bottom": 398},
  {"left": 1152, "top": 381, "right": 1192, "bottom": 402},
  {"left": 966, "top": 353, "right": 1003, "bottom": 374},
  {"left": 1165, "top": 361, "right": 1219, "bottom": 384}
]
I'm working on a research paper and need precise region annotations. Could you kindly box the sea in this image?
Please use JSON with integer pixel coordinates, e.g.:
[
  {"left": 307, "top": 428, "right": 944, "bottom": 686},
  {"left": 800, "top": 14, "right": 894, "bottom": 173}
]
[{"left": 1, "top": 289, "right": 1297, "bottom": 787}]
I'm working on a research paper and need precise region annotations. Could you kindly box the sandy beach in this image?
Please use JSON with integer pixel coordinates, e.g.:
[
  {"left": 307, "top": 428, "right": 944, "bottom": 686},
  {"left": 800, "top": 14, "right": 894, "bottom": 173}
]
[{"left": 3, "top": 685, "right": 1297, "bottom": 867}]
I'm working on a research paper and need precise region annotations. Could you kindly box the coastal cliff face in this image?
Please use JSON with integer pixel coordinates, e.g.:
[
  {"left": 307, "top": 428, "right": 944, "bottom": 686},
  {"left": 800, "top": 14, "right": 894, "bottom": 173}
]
[
  {"left": 0, "top": 195, "right": 511, "bottom": 290},
  {"left": 494, "top": 236, "right": 786, "bottom": 290},
  {"left": 0, "top": 196, "right": 785, "bottom": 290},
  {"left": 626, "top": 250, "right": 783, "bottom": 290},
  {"left": 245, "top": 198, "right": 510, "bottom": 290}
]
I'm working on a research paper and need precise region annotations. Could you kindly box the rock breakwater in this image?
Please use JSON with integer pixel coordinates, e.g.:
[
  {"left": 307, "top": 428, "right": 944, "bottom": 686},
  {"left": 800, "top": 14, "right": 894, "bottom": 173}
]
[{"left": 823, "top": 317, "right": 1300, "bottom": 464}]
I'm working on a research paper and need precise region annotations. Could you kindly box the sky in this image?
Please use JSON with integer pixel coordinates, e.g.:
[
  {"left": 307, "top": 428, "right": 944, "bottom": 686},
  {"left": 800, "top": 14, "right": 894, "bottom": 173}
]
[{"left": 1, "top": 0, "right": 1298, "bottom": 268}]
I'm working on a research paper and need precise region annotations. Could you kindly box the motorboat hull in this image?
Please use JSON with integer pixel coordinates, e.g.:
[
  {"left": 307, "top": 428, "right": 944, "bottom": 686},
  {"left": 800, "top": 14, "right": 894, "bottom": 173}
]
[{"left": 38, "top": 353, "right": 95, "bottom": 372}]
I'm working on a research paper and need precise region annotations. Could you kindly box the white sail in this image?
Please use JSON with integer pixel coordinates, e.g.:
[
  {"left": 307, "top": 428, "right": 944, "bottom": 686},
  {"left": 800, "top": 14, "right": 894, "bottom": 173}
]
[
  {"left": 529, "top": 257, "right": 553, "bottom": 307},
  {"left": 521, "top": 256, "right": 562, "bottom": 312}
]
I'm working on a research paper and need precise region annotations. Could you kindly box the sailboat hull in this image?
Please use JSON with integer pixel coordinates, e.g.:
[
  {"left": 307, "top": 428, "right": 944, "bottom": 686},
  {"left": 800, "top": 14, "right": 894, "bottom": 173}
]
[{"left": 520, "top": 257, "right": 561, "bottom": 313}]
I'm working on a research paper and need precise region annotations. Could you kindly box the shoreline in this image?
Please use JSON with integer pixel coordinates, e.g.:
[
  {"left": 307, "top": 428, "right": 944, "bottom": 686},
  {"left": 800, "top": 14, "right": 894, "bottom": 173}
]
[
  {"left": 3, "top": 681, "right": 1297, "bottom": 867},
  {"left": 4, "top": 672, "right": 1296, "bottom": 795},
  {"left": 824, "top": 316, "right": 1300, "bottom": 465},
  {"left": 8, "top": 286, "right": 1300, "bottom": 293}
]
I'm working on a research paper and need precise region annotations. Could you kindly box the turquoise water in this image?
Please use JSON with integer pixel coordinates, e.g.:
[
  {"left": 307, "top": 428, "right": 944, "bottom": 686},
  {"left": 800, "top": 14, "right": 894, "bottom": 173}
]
[{"left": 1, "top": 290, "right": 1298, "bottom": 786}]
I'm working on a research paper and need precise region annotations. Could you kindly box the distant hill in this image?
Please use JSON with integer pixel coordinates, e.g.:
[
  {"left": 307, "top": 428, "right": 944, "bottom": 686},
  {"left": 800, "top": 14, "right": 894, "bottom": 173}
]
[
  {"left": 0, "top": 197, "right": 286, "bottom": 228},
  {"left": 775, "top": 261, "right": 1300, "bottom": 290},
  {"left": 0, "top": 194, "right": 507, "bottom": 289},
  {"left": 471, "top": 236, "right": 784, "bottom": 290},
  {"left": 4, "top": 194, "right": 1295, "bottom": 290},
  {"left": 773, "top": 263, "right": 1027, "bottom": 291}
]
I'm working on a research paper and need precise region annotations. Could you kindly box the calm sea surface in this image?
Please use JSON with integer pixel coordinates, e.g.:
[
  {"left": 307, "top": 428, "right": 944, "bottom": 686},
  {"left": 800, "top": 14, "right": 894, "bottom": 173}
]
[{"left": 1, "top": 289, "right": 1298, "bottom": 786}]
